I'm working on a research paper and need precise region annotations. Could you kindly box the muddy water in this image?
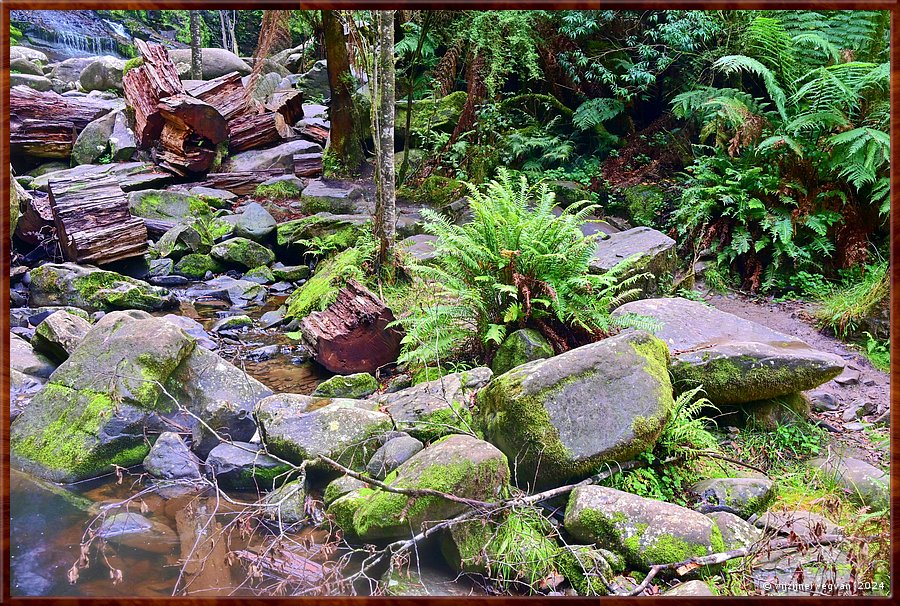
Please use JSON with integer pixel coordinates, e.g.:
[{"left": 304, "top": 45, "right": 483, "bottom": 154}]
[{"left": 11, "top": 294, "right": 339, "bottom": 596}]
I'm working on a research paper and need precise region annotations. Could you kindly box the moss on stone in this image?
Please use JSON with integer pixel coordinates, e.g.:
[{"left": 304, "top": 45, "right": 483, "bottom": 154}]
[
  {"left": 312, "top": 373, "right": 378, "bottom": 399},
  {"left": 255, "top": 180, "right": 302, "bottom": 200},
  {"left": 284, "top": 246, "right": 367, "bottom": 320},
  {"left": 622, "top": 184, "right": 666, "bottom": 228},
  {"left": 174, "top": 253, "right": 223, "bottom": 279},
  {"left": 122, "top": 56, "right": 143, "bottom": 76}
]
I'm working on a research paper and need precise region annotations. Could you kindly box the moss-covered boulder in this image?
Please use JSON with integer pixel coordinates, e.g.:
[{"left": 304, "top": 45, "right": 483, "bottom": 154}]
[
  {"left": 557, "top": 545, "right": 626, "bottom": 596},
  {"left": 174, "top": 253, "right": 223, "bottom": 280},
  {"left": 613, "top": 298, "right": 844, "bottom": 405},
  {"left": 689, "top": 476, "right": 774, "bottom": 518},
  {"left": 491, "top": 328, "right": 554, "bottom": 375},
  {"left": 128, "top": 189, "right": 211, "bottom": 221},
  {"left": 243, "top": 265, "right": 275, "bottom": 284},
  {"left": 742, "top": 392, "right": 812, "bottom": 429},
  {"left": 210, "top": 314, "right": 253, "bottom": 333},
  {"left": 705, "top": 511, "right": 762, "bottom": 551},
  {"left": 11, "top": 168, "right": 29, "bottom": 240},
  {"left": 10, "top": 311, "right": 196, "bottom": 482},
  {"left": 284, "top": 246, "right": 368, "bottom": 321},
  {"left": 395, "top": 91, "right": 467, "bottom": 147},
  {"left": 28, "top": 263, "right": 177, "bottom": 312},
  {"left": 298, "top": 179, "right": 364, "bottom": 214},
  {"left": 71, "top": 111, "right": 117, "bottom": 165},
  {"left": 475, "top": 331, "right": 673, "bottom": 490},
  {"left": 272, "top": 264, "right": 310, "bottom": 282},
  {"left": 312, "top": 372, "right": 378, "bottom": 399},
  {"left": 31, "top": 310, "right": 92, "bottom": 363},
  {"left": 210, "top": 237, "right": 275, "bottom": 269},
  {"left": 589, "top": 226, "right": 676, "bottom": 296},
  {"left": 808, "top": 455, "right": 888, "bottom": 510},
  {"left": 366, "top": 435, "right": 424, "bottom": 480},
  {"left": 440, "top": 506, "right": 562, "bottom": 593},
  {"left": 370, "top": 368, "right": 492, "bottom": 442},
  {"left": 620, "top": 184, "right": 666, "bottom": 228},
  {"left": 564, "top": 485, "right": 726, "bottom": 571},
  {"left": 324, "top": 474, "right": 368, "bottom": 506},
  {"left": 349, "top": 435, "right": 510, "bottom": 541},
  {"left": 206, "top": 441, "right": 295, "bottom": 490},
  {"left": 275, "top": 213, "right": 370, "bottom": 257},
  {"left": 255, "top": 396, "right": 391, "bottom": 470}
]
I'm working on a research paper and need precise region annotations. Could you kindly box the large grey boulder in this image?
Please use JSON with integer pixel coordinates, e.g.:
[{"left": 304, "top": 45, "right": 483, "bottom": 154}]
[
  {"left": 689, "top": 476, "right": 774, "bottom": 518},
  {"left": 366, "top": 435, "right": 424, "bottom": 480},
  {"left": 475, "top": 331, "right": 674, "bottom": 490},
  {"left": 143, "top": 432, "right": 201, "bottom": 480},
  {"left": 564, "top": 485, "right": 726, "bottom": 570},
  {"left": 10, "top": 46, "right": 49, "bottom": 64},
  {"left": 11, "top": 311, "right": 272, "bottom": 482},
  {"left": 30, "top": 310, "right": 92, "bottom": 363},
  {"left": 210, "top": 237, "right": 275, "bottom": 269},
  {"left": 10, "top": 333, "right": 56, "bottom": 378},
  {"left": 809, "top": 456, "right": 888, "bottom": 510},
  {"left": 109, "top": 111, "right": 137, "bottom": 161},
  {"left": 221, "top": 203, "right": 276, "bottom": 241},
  {"left": 613, "top": 298, "right": 844, "bottom": 405},
  {"left": 589, "top": 226, "right": 675, "bottom": 295},
  {"left": 28, "top": 263, "right": 176, "bottom": 312},
  {"left": 205, "top": 442, "right": 293, "bottom": 489},
  {"left": 10, "top": 73, "right": 52, "bottom": 91},
  {"left": 706, "top": 511, "right": 762, "bottom": 551},
  {"left": 371, "top": 368, "right": 492, "bottom": 441},
  {"left": 10, "top": 57, "right": 44, "bottom": 76},
  {"left": 344, "top": 435, "right": 510, "bottom": 541},
  {"left": 255, "top": 396, "right": 392, "bottom": 470},
  {"left": 128, "top": 189, "right": 203, "bottom": 221},
  {"left": 221, "top": 139, "right": 321, "bottom": 172},
  {"left": 71, "top": 111, "right": 117, "bottom": 165},
  {"left": 168, "top": 48, "right": 251, "bottom": 79},
  {"left": 299, "top": 179, "right": 364, "bottom": 214},
  {"left": 48, "top": 57, "right": 95, "bottom": 85},
  {"left": 78, "top": 56, "right": 125, "bottom": 92},
  {"left": 297, "top": 59, "right": 330, "bottom": 100}
]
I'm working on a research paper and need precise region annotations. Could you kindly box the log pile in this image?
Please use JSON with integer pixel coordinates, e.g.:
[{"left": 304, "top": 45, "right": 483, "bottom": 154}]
[
  {"left": 300, "top": 280, "right": 403, "bottom": 374},
  {"left": 48, "top": 175, "right": 149, "bottom": 265},
  {"left": 197, "top": 169, "right": 288, "bottom": 195}
]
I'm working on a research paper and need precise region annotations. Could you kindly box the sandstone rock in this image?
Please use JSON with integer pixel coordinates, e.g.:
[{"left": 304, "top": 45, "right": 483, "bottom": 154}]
[
  {"left": 143, "top": 432, "right": 202, "bottom": 480},
  {"left": 28, "top": 263, "right": 177, "bottom": 312},
  {"left": 589, "top": 226, "right": 675, "bottom": 295},
  {"left": 30, "top": 310, "right": 92, "bottom": 362}
]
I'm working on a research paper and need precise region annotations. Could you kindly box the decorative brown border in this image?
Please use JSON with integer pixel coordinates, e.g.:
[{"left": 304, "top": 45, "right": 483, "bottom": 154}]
[{"left": 0, "top": 1, "right": 896, "bottom": 603}]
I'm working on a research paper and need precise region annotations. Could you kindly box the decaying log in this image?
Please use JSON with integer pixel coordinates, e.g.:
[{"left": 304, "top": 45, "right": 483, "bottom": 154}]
[
  {"left": 123, "top": 39, "right": 186, "bottom": 148},
  {"left": 158, "top": 94, "right": 229, "bottom": 144},
  {"left": 232, "top": 549, "right": 325, "bottom": 586},
  {"left": 296, "top": 118, "right": 329, "bottom": 146},
  {"left": 198, "top": 170, "right": 287, "bottom": 195},
  {"left": 293, "top": 152, "right": 323, "bottom": 178},
  {"left": 10, "top": 117, "right": 76, "bottom": 158},
  {"left": 153, "top": 95, "right": 228, "bottom": 175},
  {"left": 267, "top": 90, "right": 305, "bottom": 126},
  {"left": 48, "top": 174, "right": 148, "bottom": 264},
  {"left": 300, "top": 280, "right": 402, "bottom": 374},
  {"left": 15, "top": 191, "right": 55, "bottom": 245},
  {"left": 188, "top": 71, "right": 247, "bottom": 120},
  {"left": 227, "top": 109, "right": 291, "bottom": 152},
  {"left": 10, "top": 85, "right": 117, "bottom": 131}
]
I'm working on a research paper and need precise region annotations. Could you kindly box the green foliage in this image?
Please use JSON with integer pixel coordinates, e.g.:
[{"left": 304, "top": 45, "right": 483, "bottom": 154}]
[
  {"left": 254, "top": 180, "right": 301, "bottom": 200},
  {"left": 862, "top": 332, "right": 890, "bottom": 372},
  {"left": 391, "top": 170, "right": 651, "bottom": 371},
  {"left": 657, "top": 386, "right": 719, "bottom": 458},
  {"left": 738, "top": 416, "right": 828, "bottom": 471},
  {"left": 815, "top": 261, "right": 888, "bottom": 338}
]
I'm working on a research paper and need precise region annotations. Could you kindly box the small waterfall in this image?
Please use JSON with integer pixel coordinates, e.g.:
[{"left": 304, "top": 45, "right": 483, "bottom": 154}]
[{"left": 103, "top": 19, "right": 131, "bottom": 40}]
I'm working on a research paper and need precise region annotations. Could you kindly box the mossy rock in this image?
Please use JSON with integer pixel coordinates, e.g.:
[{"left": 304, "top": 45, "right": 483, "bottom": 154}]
[
  {"left": 491, "top": 328, "right": 554, "bottom": 375},
  {"left": 243, "top": 265, "right": 275, "bottom": 284},
  {"left": 210, "top": 237, "right": 275, "bottom": 269},
  {"left": 283, "top": 246, "right": 368, "bottom": 321},
  {"left": 475, "top": 331, "right": 674, "bottom": 490},
  {"left": 128, "top": 189, "right": 212, "bottom": 221},
  {"left": 28, "top": 263, "right": 176, "bottom": 312},
  {"left": 206, "top": 441, "right": 295, "bottom": 490},
  {"left": 689, "top": 477, "right": 775, "bottom": 518},
  {"left": 741, "top": 393, "right": 812, "bottom": 430},
  {"left": 10, "top": 311, "right": 196, "bottom": 482},
  {"left": 174, "top": 253, "right": 223, "bottom": 280},
  {"left": 395, "top": 91, "right": 467, "bottom": 147},
  {"left": 620, "top": 184, "right": 666, "bottom": 228},
  {"left": 564, "top": 485, "right": 726, "bottom": 572},
  {"left": 264, "top": 479, "right": 307, "bottom": 525},
  {"left": 372, "top": 368, "right": 492, "bottom": 442},
  {"left": 557, "top": 545, "right": 624, "bottom": 596},
  {"left": 312, "top": 372, "right": 378, "bottom": 399},
  {"left": 256, "top": 397, "right": 391, "bottom": 471},
  {"left": 323, "top": 474, "right": 368, "bottom": 506},
  {"left": 271, "top": 264, "right": 310, "bottom": 282},
  {"left": 31, "top": 310, "right": 92, "bottom": 363},
  {"left": 397, "top": 175, "right": 466, "bottom": 209},
  {"left": 275, "top": 213, "right": 370, "bottom": 257},
  {"left": 351, "top": 434, "right": 510, "bottom": 541}
]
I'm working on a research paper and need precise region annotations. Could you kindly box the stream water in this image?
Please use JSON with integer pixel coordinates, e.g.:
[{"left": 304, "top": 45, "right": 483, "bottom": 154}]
[{"left": 10, "top": 293, "right": 339, "bottom": 596}]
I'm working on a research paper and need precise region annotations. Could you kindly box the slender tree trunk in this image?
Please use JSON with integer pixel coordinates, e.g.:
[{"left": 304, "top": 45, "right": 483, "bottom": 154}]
[
  {"left": 189, "top": 12, "right": 202, "bottom": 80},
  {"left": 322, "top": 10, "right": 363, "bottom": 175},
  {"left": 219, "top": 11, "right": 228, "bottom": 50},
  {"left": 399, "top": 11, "right": 433, "bottom": 184},
  {"left": 373, "top": 10, "right": 397, "bottom": 271}
]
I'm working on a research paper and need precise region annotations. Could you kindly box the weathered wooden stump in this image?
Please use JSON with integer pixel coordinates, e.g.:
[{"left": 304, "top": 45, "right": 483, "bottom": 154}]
[{"left": 301, "top": 280, "right": 402, "bottom": 375}]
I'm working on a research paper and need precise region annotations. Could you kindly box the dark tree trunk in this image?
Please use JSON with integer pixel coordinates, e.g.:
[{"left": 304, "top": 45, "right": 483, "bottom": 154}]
[{"left": 322, "top": 10, "right": 363, "bottom": 175}]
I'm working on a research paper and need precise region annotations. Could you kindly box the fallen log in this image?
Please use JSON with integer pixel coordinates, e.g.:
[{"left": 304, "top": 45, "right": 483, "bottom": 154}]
[
  {"left": 153, "top": 95, "right": 228, "bottom": 175},
  {"left": 296, "top": 119, "right": 329, "bottom": 146},
  {"left": 15, "top": 190, "right": 55, "bottom": 246},
  {"left": 198, "top": 170, "right": 287, "bottom": 195},
  {"left": 232, "top": 548, "right": 325, "bottom": 587},
  {"left": 10, "top": 85, "right": 117, "bottom": 131},
  {"left": 300, "top": 280, "right": 402, "bottom": 374},
  {"left": 227, "top": 109, "right": 291, "bottom": 152},
  {"left": 267, "top": 90, "right": 305, "bottom": 126},
  {"left": 123, "top": 39, "right": 185, "bottom": 148},
  {"left": 10, "top": 117, "right": 76, "bottom": 159},
  {"left": 188, "top": 71, "right": 247, "bottom": 120},
  {"left": 48, "top": 174, "right": 148, "bottom": 264},
  {"left": 293, "top": 152, "right": 323, "bottom": 178}
]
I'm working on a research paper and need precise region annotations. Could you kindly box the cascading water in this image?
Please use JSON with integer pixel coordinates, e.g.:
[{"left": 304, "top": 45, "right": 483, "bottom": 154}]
[
  {"left": 11, "top": 10, "right": 131, "bottom": 59},
  {"left": 38, "top": 30, "right": 121, "bottom": 57},
  {"left": 103, "top": 19, "right": 131, "bottom": 41}
]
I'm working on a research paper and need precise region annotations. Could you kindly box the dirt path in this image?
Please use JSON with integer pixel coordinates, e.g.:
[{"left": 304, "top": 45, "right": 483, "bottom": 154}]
[{"left": 702, "top": 290, "right": 889, "bottom": 467}]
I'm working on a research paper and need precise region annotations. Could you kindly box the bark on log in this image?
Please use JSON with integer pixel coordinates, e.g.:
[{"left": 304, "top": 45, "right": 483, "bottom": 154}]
[
  {"left": 198, "top": 170, "right": 287, "bottom": 195},
  {"left": 123, "top": 40, "right": 186, "bottom": 149},
  {"left": 227, "top": 109, "right": 290, "bottom": 152},
  {"left": 267, "top": 89, "right": 305, "bottom": 126},
  {"left": 300, "top": 280, "right": 402, "bottom": 374},
  {"left": 48, "top": 175, "right": 148, "bottom": 264},
  {"left": 188, "top": 71, "right": 246, "bottom": 120},
  {"left": 293, "top": 152, "right": 323, "bottom": 178},
  {"left": 153, "top": 95, "right": 228, "bottom": 175},
  {"left": 15, "top": 192, "right": 55, "bottom": 245},
  {"left": 10, "top": 85, "right": 116, "bottom": 131},
  {"left": 10, "top": 117, "right": 76, "bottom": 158},
  {"left": 297, "top": 120, "right": 329, "bottom": 146}
]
